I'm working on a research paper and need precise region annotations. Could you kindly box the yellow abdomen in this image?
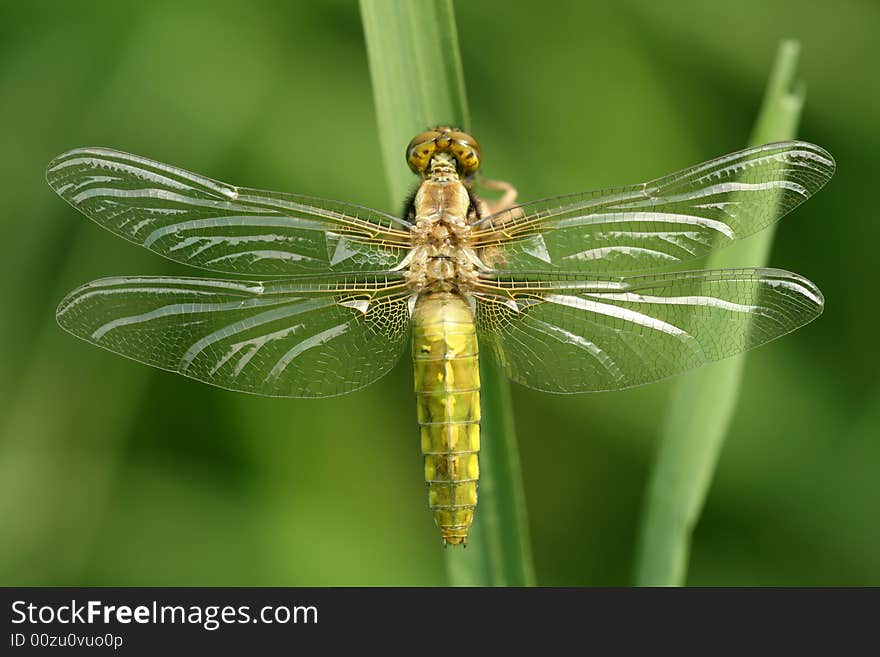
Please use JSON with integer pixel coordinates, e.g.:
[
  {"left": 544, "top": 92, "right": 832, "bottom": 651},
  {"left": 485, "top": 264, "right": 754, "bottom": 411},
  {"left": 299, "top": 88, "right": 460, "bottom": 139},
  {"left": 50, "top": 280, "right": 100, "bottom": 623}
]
[{"left": 412, "top": 291, "right": 480, "bottom": 546}]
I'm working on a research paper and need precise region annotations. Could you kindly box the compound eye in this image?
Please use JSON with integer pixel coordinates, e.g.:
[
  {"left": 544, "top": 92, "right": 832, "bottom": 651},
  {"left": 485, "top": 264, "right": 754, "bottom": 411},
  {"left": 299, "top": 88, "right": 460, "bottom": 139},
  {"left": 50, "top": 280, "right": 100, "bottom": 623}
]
[
  {"left": 448, "top": 131, "right": 481, "bottom": 176},
  {"left": 405, "top": 127, "right": 482, "bottom": 176},
  {"left": 406, "top": 130, "right": 441, "bottom": 174}
]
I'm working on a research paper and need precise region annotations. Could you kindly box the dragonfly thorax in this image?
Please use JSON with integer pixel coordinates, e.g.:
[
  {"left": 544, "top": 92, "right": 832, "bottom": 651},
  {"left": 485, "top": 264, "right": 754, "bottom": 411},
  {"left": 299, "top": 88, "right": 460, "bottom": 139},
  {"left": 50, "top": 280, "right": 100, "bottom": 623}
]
[{"left": 404, "top": 160, "right": 479, "bottom": 293}]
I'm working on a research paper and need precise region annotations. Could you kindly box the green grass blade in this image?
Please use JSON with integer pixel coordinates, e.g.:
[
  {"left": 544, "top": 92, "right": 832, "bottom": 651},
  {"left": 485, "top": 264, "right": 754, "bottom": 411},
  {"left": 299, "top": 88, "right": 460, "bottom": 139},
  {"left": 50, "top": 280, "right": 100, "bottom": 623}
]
[
  {"left": 360, "top": 0, "right": 535, "bottom": 586},
  {"left": 634, "top": 40, "right": 806, "bottom": 586},
  {"left": 443, "top": 353, "right": 536, "bottom": 586},
  {"left": 360, "top": 0, "right": 469, "bottom": 203}
]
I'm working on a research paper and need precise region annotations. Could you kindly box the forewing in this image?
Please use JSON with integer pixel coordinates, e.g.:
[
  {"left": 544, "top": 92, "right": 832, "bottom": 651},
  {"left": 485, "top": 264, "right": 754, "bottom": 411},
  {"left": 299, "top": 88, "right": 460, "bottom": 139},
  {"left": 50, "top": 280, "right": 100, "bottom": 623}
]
[
  {"left": 47, "top": 148, "right": 412, "bottom": 276},
  {"left": 56, "top": 274, "right": 411, "bottom": 397},
  {"left": 473, "top": 142, "right": 834, "bottom": 274},
  {"left": 474, "top": 268, "right": 823, "bottom": 393}
]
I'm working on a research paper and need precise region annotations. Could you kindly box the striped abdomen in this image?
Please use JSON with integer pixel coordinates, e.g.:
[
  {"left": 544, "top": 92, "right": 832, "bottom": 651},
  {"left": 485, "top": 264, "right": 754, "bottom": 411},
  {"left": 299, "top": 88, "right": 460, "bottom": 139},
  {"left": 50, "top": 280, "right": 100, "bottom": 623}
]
[{"left": 412, "top": 291, "right": 480, "bottom": 546}]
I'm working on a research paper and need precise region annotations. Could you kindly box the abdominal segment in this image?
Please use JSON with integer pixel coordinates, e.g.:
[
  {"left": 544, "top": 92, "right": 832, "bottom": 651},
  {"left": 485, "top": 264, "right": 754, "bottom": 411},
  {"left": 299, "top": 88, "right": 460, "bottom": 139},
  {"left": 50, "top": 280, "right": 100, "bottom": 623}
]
[{"left": 412, "top": 292, "right": 481, "bottom": 546}]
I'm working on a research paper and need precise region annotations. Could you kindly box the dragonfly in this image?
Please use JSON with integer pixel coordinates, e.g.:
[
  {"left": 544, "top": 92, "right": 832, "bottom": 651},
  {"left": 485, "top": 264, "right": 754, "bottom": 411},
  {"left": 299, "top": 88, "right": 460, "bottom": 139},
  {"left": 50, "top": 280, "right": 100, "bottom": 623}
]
[{"left": 47, "top": 127, "right": 834, "bottom": 546}]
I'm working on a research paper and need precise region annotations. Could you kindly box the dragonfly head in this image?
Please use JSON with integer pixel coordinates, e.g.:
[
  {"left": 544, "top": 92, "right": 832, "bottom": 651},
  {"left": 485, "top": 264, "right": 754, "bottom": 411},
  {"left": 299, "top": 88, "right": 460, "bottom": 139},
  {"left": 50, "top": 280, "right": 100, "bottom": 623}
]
[{"left": 406, "top": 126, "right": 481, "bottom": 178}]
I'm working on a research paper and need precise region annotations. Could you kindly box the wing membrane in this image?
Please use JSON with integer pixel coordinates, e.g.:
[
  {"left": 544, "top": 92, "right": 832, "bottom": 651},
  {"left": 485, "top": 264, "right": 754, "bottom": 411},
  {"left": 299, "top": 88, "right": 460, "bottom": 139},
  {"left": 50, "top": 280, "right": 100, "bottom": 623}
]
[
  {"left": 47, "top": 148, "right": 412, "bottom": 277},
  {"left": 56, "top": 274, "right": 411, "bottom": 397},
  {"left": 472, "top": 142, "right": 834, "bottom": 274},
  {"left": 474, "top": 268, "right": 823, "bottom": 393}
]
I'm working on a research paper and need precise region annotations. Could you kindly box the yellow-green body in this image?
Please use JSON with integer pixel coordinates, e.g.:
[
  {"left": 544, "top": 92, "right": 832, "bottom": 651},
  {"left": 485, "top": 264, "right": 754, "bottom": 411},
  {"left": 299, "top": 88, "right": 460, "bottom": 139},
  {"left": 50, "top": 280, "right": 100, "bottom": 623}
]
[
  {"left": 412, "top": 292, "right": 480, "bottom": 545},
  {"left": 402, "top": 130, "right": 487, "bottom": 545}
]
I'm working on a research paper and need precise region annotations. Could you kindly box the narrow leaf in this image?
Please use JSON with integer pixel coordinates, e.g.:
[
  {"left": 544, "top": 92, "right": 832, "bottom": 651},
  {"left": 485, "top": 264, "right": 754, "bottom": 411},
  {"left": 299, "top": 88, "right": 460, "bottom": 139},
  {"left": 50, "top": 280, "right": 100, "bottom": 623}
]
[
  {"left": 360, "top": 0, "right": 535, "bottom": 586},
  {"left": 635, "top": 40, "right": 807, "bottom": 586}
]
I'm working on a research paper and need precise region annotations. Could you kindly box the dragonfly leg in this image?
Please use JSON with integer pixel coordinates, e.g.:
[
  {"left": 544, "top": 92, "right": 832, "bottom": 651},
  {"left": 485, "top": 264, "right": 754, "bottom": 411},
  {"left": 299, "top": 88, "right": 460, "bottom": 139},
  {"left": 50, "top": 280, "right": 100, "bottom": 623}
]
[{"left": 479, "top": 176, "right": 518, "bottom": 214}]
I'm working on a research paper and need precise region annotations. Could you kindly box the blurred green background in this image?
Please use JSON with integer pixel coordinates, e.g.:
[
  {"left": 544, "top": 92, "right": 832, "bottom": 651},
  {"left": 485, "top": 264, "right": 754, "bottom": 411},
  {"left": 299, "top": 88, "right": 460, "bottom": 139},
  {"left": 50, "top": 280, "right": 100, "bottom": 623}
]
[{"left": 1, "top": 0, "right": 877, "bottom": 585}]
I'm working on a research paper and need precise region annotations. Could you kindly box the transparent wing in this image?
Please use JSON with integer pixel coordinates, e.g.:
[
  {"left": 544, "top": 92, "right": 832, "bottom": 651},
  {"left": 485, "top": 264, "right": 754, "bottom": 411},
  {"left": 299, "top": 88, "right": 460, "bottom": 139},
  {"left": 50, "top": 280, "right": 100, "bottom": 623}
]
[
  {"left": 473, "top": 268, "right": 823, "bottom": 393},
  {"left": 47, "top": 148, "right": 412, "bottom": 277},
  {"left": 56, "top": 273, "right": 412, "bottom": 397},
  {"left": 472, "top": 142, "right": 834, "bottom": 274}
]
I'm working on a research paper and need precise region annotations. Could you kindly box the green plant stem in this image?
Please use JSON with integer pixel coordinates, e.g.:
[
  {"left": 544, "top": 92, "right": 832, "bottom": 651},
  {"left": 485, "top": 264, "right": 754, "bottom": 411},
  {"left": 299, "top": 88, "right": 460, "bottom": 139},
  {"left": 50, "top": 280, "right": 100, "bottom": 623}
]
[
  {"left": 634, "top": 40, "right": 806, "bottom": 586},
  {"left": 360, "top": 0, "right": 535, "bottom": 586},
  {"left": 443, "top": 353, "right": 535, "bottom": 586},
  {"left": 360, "top": 0, "right": 469, "bottom": 203}
]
